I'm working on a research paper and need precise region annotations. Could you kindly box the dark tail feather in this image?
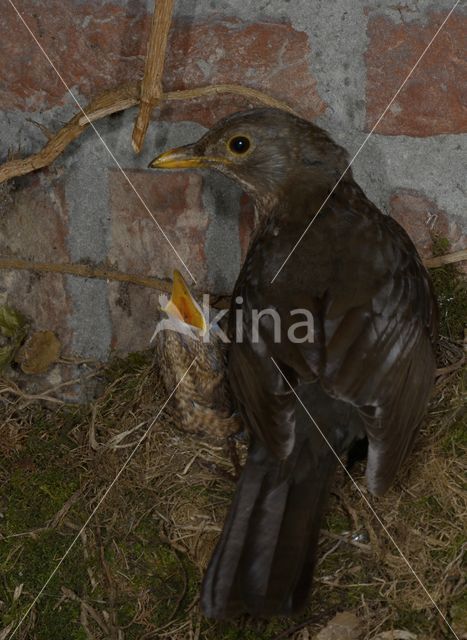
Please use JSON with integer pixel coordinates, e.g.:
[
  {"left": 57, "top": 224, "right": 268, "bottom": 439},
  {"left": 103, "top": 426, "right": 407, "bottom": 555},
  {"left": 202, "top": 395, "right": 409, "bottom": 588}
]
[{"left": 201, "top": 430, "right": 338, "bottom": 618}]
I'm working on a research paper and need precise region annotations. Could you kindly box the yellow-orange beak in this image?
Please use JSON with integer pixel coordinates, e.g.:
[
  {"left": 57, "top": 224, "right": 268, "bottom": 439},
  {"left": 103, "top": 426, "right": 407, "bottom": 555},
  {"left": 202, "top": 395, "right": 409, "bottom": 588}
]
[
  {"left": 149, "top": 144, "right": 207, "bottom": 170},
  {"left": 149, "top": 144, "right": 229, "bottom": 170},
  {"left": 163, "top": 270, "right": 207, "bottom": 334}
]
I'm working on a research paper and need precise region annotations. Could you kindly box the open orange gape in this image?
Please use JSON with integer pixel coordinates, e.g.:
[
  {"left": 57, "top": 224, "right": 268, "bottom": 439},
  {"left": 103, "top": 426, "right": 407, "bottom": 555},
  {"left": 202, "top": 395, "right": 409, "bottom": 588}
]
[{"left": 162, "top": 270, "right": 207, "bottom": 334}]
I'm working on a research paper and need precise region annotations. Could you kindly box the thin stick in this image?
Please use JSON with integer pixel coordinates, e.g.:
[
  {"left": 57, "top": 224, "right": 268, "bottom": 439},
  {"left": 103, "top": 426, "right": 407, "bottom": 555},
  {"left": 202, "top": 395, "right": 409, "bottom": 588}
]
[
  {"left": 1, "top": 252, "right": 464, "bottom": 302},
  {"left": 425, "top": 249, "right": 467, "bottom": 268},
  {"left": 167, "top": 83, "right": 299, "bottom": 115},
  {"left": 0, "top": 81, "right": 297, "bottom": 185},
  {"left": 80, "top": 83, "right": 298, "bottom": 126},
  {"left": 132, "top": 0, "right": 175, "bottom": 153},
  {"left": 0, "top": 257, "right": 230, "bottom": 308},
  {"left": 0, "top": 256, "right": 170, "bottom": 291},
  {"left": 0, "top": 250, "right": 464, "bottom": 313},
  {"left": 0, "top": 83, "right": 139, "bottom": 184}
]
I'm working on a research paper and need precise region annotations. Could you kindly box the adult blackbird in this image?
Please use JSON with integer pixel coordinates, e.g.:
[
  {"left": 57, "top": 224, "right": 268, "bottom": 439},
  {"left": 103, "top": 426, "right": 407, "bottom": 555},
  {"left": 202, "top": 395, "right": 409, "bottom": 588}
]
[{"left": 149, "top": 108, "right": 438, "bottom": 619}]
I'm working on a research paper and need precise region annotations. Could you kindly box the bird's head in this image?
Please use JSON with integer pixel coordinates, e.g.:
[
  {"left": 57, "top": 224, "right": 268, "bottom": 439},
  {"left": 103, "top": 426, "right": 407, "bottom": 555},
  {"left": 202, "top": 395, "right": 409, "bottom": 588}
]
[
  {"left": 152, "top": 270, "right": 207, "bottom": 343},
  {"left": 149, "top": 108, "right": 348, "bottom": 201}
]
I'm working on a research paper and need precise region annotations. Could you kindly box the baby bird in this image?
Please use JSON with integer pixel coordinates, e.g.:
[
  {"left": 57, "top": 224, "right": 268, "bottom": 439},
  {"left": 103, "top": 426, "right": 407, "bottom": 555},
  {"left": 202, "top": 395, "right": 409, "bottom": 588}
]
[{"left": 152, "top": 270, "right": 240, "bottom": 440}]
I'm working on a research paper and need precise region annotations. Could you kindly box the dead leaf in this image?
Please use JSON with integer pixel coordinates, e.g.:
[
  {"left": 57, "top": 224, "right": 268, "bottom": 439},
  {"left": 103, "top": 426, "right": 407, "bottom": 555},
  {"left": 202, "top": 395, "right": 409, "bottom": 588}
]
[
  {"left": 0, "top": 305, "right": 27, "bottom": 339},
  {"left": 0, "top": 623, "right": 15, "bottom": 640},
  {"left": 316, "top": 611, "right": 361, "bottom": 640},
  {"left": 16, "top": 330, "right": 61, "bottom": 374},
  {"left": 0, "top": 306, "right": 28, "bottom": 370},
  {"left": 13, "top": 583, "right": 23, "bottom": 602}
]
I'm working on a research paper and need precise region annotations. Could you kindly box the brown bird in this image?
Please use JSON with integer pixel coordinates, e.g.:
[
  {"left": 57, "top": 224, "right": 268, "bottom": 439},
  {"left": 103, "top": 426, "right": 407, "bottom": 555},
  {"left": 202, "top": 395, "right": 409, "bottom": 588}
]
[
  {"left": 153, "top": 269, "right": 240, "bottom": 440},
  {"left": 149, "top": 108, "right": 438, "bottom": 619}
]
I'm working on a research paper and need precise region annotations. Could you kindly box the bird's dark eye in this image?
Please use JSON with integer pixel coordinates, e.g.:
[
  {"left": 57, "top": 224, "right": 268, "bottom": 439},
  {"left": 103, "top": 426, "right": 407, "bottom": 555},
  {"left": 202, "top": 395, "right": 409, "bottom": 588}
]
[{"left": 228, "top": 135, "right": 251, "bottom": 154}]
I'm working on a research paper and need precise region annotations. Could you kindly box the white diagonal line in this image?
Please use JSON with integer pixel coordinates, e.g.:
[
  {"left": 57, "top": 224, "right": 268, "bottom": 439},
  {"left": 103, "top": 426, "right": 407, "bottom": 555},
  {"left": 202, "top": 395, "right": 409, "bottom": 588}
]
[
  {"left": 271, "top": 0, "right": 461, "bottom": 283},
  {"left": 6, "top": 356, "right": 198, "bottom": 640},
  {"left": 7, "top": 0, "right": 197, "bottom": 284},
  {"left": 270, "top": 357, "right": 460, "bottom": 640}
]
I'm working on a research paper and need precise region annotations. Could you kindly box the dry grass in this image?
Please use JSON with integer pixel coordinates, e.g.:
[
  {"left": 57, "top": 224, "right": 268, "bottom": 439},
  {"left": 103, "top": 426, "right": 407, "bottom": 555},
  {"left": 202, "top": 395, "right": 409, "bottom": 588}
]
[
  {"left": 0, "top": 340, "right": 465, "bottom": 640},
  {"left": 0, "top": 255, "right": 466, "bottom": 640}
]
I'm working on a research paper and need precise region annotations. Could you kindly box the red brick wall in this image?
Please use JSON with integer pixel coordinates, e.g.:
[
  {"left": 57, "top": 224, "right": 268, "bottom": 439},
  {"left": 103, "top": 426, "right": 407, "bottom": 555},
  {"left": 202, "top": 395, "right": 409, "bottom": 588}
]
[{"left": 0, "top": 1, "right": 465, "bottom": 382}]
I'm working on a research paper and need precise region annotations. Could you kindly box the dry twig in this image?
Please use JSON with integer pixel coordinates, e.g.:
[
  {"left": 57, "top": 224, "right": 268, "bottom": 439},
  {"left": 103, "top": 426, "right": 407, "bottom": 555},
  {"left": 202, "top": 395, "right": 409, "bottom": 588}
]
[
  {"left": 425, "top": 249, "right": 467, "bottom": 268},
  {"left": 0, "top": 81, "right": 297, "bottom": 186},
  {"left": 1, "top": 253, "right": 464, "bottom": 311},
  {"left": 0, "top": 83, "right": 139, "bottom": 185},
  {"left": 0, "top": 256, "right": 231, "bottom": 307},
  {"left": 132, "top": 0, "right": 175, "bottom": 153}
]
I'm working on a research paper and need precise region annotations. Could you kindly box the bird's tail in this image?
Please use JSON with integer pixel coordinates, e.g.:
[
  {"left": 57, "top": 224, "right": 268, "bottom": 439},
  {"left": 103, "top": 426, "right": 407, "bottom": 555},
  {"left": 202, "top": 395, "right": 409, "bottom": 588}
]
[{"left": 201, "top": 424, "right": 339, "bottom": 618}]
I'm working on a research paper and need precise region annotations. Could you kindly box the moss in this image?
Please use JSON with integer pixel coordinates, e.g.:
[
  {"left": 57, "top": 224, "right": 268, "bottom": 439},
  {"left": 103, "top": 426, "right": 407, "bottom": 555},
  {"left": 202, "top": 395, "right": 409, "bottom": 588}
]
[
  {"left": 324, "top": 510, "right": 350, "bottom": 533},
  {"left": 0, "top": 305, "right": 28, "bottom": 370},
  {"left": 429, "top": 236, "right": 467, "bottom": 340},
  {"left": 10, "top": 470, "right": 75, "bottom": 530},
  {"left": 213, "top": 625, "right": 264, "bottom": 640},
  {"left": 35, "top": 602, "right": 88, "bottom": 640},
  {"left": 212, "top": 617, "right": 291, "bottom": 640},
  {"left": 2, "top": 600, "right": 88, "bottom": 640},
  {"left": 396, "top": 608, "right": 440, "bottom": 636},
  {"left": 1, "top": 336, "right": 463, "bottom": 638},
  {"left": 2, "top": 531, "right": 85, "bottom": 593},
  {"left": 0, "top": 531, "right": 88, "bottom": 637},
  {"left": 0, "top": 403, "right": 89, "bottom": 636},
  {"left": 441, "top": 414, "right": 467, "bottom": 455},
  {"left": 21, "top": 407, "right": 78, "bottom": 461},
  {"left": 108, "top": 525, "right": 202, "bottom": 630},
  {"left": 104, "top": 350, "right": 152, "bottom": 383},
  {"left": 413, "top": 494, "right": 444, "bottom": 516},
  {"left": 116, "top": 601, "right": 139, "bottom": 628},
  {"left": 146, "top": 543, "right": 199, "bottom": 625},
  {"left": 432, "top": 236, "right": 451, "bottom": 257},
  {"left": 451, "top": 591, "right": 467, "bottom": 635}
]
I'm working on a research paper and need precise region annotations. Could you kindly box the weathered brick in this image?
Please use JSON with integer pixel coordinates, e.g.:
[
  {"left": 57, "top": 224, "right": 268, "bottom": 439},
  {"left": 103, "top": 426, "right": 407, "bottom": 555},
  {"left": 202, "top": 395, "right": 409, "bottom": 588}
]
[
  {"left": 108, "top": 281, "right": 161, "bottom": 354},
  {"left": 0, "top": 173, "right": 69, "bottom": 262},
  {"left": 365, "top": 11, "right": 467, "bottom": 136},
  {"left": 1, "top": 3, "right": 325, "bottom": 126},
  {"left": 390, "top": 189, "right": 466, "bottom": 259},
  {"left": 0, "top": 173, "right": 78, "bottom": 377},
  {"left": 0, "top": 172, "right": 73, "bottom": 364},
  {"left": 161, "top": 18, "right": 326, "bottom": 126},
  {"left": 108, "top": 169, "right": 208, "bottom": 287},
  {"left": 0, "top": 0, "right": 148, "bottom": 110},
  {"left": 0, "top": 269, "right": 73, "bottom": 353}
]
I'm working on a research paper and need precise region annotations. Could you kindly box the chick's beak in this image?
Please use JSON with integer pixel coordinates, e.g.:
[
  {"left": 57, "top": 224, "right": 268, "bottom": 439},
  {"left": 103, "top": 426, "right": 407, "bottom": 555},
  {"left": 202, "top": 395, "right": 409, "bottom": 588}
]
[
  {"left": 148, "top": 144, "right": 206, "bottom": 170},
  {"left": 164, "top": 270, "right": 207, "bottom": 334}
]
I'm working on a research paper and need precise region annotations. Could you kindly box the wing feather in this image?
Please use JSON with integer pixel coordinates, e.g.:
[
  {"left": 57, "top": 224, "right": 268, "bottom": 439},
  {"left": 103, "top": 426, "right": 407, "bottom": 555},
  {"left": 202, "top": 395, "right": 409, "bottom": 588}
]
[{"left": 228, "top": 181, "right": 437, "bottom": 495}]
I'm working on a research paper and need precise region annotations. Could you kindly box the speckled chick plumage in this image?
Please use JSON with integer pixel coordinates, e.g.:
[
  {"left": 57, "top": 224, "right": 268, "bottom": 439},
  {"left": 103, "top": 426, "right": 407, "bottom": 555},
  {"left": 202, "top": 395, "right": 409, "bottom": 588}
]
[{"left": 153, "top": 321, "right": 241, "bottom": 440}]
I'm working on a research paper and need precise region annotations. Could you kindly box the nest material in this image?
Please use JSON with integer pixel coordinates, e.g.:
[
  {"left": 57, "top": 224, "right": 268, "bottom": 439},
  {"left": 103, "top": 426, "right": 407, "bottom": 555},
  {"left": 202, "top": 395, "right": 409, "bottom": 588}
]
[{"left": 0, "top": 337, "right": 465, "bottom": 640}]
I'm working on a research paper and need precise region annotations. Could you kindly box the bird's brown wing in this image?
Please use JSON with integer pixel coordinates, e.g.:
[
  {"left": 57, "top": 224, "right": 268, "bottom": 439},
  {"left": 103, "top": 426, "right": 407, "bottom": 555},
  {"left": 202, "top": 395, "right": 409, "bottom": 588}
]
[
  {"left": 229, "top": 183, "right": 437, "bottom": 495},
  {"left": 320, "top": 211, "right": 437, "bottom": 494},
  {"left": 228, "top": 343, "right": 298, "bottom": 457}
]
